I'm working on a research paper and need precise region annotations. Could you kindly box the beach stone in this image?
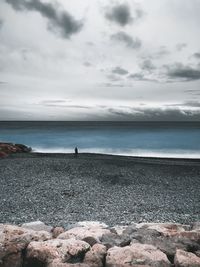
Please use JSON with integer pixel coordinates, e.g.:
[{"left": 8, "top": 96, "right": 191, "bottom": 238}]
[
  {"left": 52, "top": 227, "right": 65, "bottom": 238},
  {"left": 48, "top": 259, "right": 90, "bottom": 267},
  {"left": 58, "top": 225, "right": 110, "bottom": 242},
  {"left": 192, "top": 222, "right": 200, "bottom": 232},
  {"left": 22, "top": 221, "right": 53, "bottom": 233},
  {"left": 0, "top": 252, "right": 22, "bottom": 267},
  {"left": 0, "top": 224, "right": 51, "bottom": 267},
  {"left": 100, "top": 232, "right": 131, "bottom": 248},
  {"left": 136, "top": 223, "right": 191, "bottom": 236},
  {"left": 174, "top": 231, "right": 200, "bottom": 243},
  {"left": 106, "top": 243, "right": 171, "bottom": 267},
  {"left": 174, "top": 249, "right": 200, "bottom": 267},
  {"left": 25, "top": 239, "right": 90, "bottom": 266},
  {"left": 121, "top": 224, "right": 200, "bottom": 260},
  {"left": 83, "top": 243, "right": 107, "bottom": 267},
  {"left": 77, "top": 221, "right": 108, "bottom": 228},
  {"left": 82, "top": 236, "right": 98, "bottom": 247}
]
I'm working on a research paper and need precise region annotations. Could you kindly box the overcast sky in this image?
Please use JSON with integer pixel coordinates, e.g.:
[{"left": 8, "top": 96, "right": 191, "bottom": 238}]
[{"left": 0, "top": 0, "right": 200, "bottom": 120}]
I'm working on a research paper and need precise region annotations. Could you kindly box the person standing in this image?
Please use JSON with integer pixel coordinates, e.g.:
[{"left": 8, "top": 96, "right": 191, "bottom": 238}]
[{"left": 74, "top": 147, "right": 78, "bottom": 156}]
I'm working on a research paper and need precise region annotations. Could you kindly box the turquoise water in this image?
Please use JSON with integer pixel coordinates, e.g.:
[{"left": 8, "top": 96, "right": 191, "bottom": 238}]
[{"left": 0, "top": 121, "right": 200, "bottom": 158}]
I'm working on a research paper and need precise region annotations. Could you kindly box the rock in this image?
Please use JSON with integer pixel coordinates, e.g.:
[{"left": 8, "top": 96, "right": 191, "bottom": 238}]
[
  {"left": 0, "top": 224, "right": 51, "bottom": 267},
  {"left": 0, "top": 252, "right": 22, "bottom": 267},
  {"left": 58, "top": 225, "right": 110, "bottom": 242},
  {"left": 22, "top": 221, "right": 53, "bottom": 233},
  {"left": 77, "top": 221, "right": 108, "bottom": 228},
  {"left": 52, "top": 227, "right": 65, "bottom": 238},
  {"left": 0, "top": 142, "right": 31, "bottom": 158},
  {"left": 0, "top": 152, "right": 7, "bottom": 158},
  {"left": 25, "top": 239, "right": 90, "bottom": 266},
  {"left": 100, "top": 232, "right": 131, "bottom": 249},
  {"left": 106, "top": 243, "right": 171, "bottom": 267},
  {"left": 48, "top": 259, "right": 90, "bottom": 267},
  {"left": 192, "top": 222, "right": 200, "bottom": 232},
  {"left": 82, "top": 237, "right": 98, "bottom": 247},
  {"left": 137, "top": 223, "right": 191, "bottom": 236},
  {"left": 83, "top": 243, "right": 107, "bottom": 267},
  {"left": 174, "top": 249, "right": 200, "bottom": 267},
  {"left": 121, "top": 224, "right": 200, "bottom": 261},
  {"left": 15, "top": 143, "right": 32, "bottom": 153}
]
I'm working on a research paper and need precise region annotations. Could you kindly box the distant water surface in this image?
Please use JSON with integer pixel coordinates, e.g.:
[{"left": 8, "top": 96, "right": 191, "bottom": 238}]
[{"left": 0, "top": 121, "right": 200, "bottom": 158}]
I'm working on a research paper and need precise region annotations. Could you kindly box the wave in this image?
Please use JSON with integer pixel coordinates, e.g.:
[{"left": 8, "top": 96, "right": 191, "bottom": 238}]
[{"left": 33, "top": 147, "right": 200, "bottom": 159}]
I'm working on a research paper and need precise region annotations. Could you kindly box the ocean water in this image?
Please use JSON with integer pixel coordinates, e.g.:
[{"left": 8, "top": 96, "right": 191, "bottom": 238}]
[{"left": 0, "top": 121, "right": 200, "bottom": 158}]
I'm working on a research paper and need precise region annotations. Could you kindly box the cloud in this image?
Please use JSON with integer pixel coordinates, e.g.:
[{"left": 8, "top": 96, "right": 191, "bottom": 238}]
[
  {"left": 111, "top": 31, "right": 141, "bottom": 49},
  {"left": 5, "top": 0, "right": 83, "bottom": 38},
  {"left": 176, "top": 43, "right": 187, "bottom": 51},
  {"left": 193, "top": 52, "right": 200, "bottom": 59},
  {"left": 167, "top": 101, "right": 200, "bottom": 108},
  {"left": 140, "top": 59, "right": 156, "bottom": 72},
  {"left": 83, "top": 62, "right": 92, "bottom": 67},
  {"left": 112, "top": 66, "right": 128, "bottom": 75},
  {"left": 165, "top": 63, "right": 200, "bottom": 81},
  {"left": 39, "top": 99, "right": 92, "bottom": 109},
  {"left": 106, "top": 106, "right": 200, "bottom": 121},
  {"left": 105, "top": 3, "right": 143, "bottom": 26},
  {"left": 0, "top": 19, "right": 3, "bottom": 29},
  {"left": 128, "top": 73, "right": 157, "bottom": 82}
]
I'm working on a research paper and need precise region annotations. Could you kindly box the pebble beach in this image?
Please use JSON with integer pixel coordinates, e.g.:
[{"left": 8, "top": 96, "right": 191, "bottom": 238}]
[{"left": 0, "top": 152, "right": 200, "bottom": 227}]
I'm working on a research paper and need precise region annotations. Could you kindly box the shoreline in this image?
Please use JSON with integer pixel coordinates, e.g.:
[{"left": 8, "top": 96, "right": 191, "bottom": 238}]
[{"left": 8, "top": 151, "right": 200, "bottom": 166}]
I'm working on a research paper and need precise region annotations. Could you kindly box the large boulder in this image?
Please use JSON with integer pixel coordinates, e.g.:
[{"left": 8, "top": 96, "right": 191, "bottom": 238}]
[
  {"left": 83, "top": 243, "right": 107, "bottom": 267},
  {"left": 25, "top": 239, "right": 90, "bottom": 266},
  {"left": 22, "top": 221, "right": 53, "bottom": 233},
  {"left": 58, "top": 224, "right": 110, "bottom": 243},
  {"left": 120, "top": 223, "right": 200, "bottom": 261},
  {"left": 0, "top": 224, "right": 51, "bottom": 267},
  {"left": 174, "top": 249, "right": 200, "bottom": 267},
  {"left": 106, "top": 243, "right": 171, "bottom": 267}
]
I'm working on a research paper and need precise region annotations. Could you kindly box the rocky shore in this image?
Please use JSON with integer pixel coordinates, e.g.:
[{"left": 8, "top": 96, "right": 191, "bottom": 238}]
[
  {"left": 0, "top": 143, "right": 31, "bottom": 158},
  {"left": 0, "top": 220, "right": 200, "bottom": 267}
]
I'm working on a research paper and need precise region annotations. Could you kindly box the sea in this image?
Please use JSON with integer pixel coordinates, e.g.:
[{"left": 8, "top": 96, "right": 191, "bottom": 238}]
[{"left": 0, "top": 121, "right": 200, "bottom": 158}]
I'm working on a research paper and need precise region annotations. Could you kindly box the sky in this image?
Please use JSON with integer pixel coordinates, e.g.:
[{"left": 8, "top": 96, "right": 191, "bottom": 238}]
[{"left": 0, "top": 0, "right": 200, "bottom": 121}]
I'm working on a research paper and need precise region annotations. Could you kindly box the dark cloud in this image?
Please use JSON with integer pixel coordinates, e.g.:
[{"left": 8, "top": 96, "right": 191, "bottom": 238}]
[
  {"left": 140, "top": 59, "right": 156, "bottom": 72},
  {"left": 0, "top": 19, "right": 3, "bottom": 29},
  {"left": 128, "top": 73, "right": 144, "bottom": 80},
  {"left": 112, "top": 66, "right": 128, "bottom": 75},
  {"left": 111, "top": 31, "right": 141, "bottom": 49},
  {"left": 106, "top": 107, "right": 200, "bottom": 121},
  {"left": 176, "top": 43, "right": 187, "bottom": 51},
  {"left": 193, "top": 52, "right": 200, "bottom": 59},
  {"left": 5, "top": 0, "right": 83, "bottom": 38},
  {"left": 128, "top": 73, "right": 158, "bottom": 82},
  {"left": 105, "top": 3, "right": 143, "bottom": 26},
  {"left": 83, "top": 62, "right": 92, "bottom": 67},
  {"left": 103, "top": 82, "right": 125, "bottom": 88},
  {"left": 0, "top": 81, "right": 7, "bottom": 85},
  {"left": 165, "top": 63, "right": 200, "bottom": 81},
  {"left": 106, "top": 74, "right": 122, "bottom": 82}
]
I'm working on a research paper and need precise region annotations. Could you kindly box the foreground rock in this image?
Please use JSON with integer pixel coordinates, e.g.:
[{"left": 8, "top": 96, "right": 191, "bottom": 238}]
[
  {"left": 174, "top": 249, "right": 200, "bottom": 267},
  {"left": 0, "top": 221, "right": 200, "bottom": 267},
  {"left": 0, "top": 142, "right": 31, "bottom": 158},
  {"left": 106, "top": 243, "right": 171, "bottom": 267}
]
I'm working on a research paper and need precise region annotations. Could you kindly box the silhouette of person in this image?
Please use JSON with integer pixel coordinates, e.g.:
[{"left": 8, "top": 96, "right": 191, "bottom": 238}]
[{"left": 74, "top": 147, "right": 78, "bottom": 157}]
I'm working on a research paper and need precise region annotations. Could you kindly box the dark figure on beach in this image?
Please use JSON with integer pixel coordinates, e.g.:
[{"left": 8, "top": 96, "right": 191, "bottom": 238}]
[{"left": 74, "top": 147, "right": 78, "bottom": 156}]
